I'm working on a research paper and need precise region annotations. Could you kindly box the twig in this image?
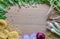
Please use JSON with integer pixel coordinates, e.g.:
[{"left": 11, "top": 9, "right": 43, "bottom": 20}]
[
  {"left": 52, "top": 16, "right": 60, "bottom": 20},
  {"left": 47, "top": 0, "right": 54, "bottom": 16}
]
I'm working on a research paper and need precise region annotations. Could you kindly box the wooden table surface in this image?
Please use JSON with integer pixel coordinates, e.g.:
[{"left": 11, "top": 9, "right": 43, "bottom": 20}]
[
  {"left": 5, "top": 4, "right": 50, "bottom": 33},
  {"left": 6, "top": 4, "right": 49, "bottom": 33},
  {"left": 5, "top": 4, "right": 60, "bottom": 39}
]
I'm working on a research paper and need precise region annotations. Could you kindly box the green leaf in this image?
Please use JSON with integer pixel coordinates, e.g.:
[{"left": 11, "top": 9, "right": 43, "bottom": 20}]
[
  {"left": 18, "top": 0, "right": 25, "bottom": 6},
  {"left": 29, "top": 0, "right": 35, "bottom": 5},
  {"left": 0, "top": 0, "right": 10, "bottom": 8},
  {"left": 0, "top": 15, "right": 6, "bottom": 19},
  {"left": 0, "top": 6, "right": 7, "bottom": 12}
]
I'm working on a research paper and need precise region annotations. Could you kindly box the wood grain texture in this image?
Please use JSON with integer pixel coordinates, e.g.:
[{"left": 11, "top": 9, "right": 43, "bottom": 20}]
[{"left": 5, "top": 4, "right": 50, "bottom": 33}]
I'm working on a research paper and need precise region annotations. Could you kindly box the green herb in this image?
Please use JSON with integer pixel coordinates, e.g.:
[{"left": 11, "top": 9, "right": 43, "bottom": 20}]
[
  {"left": 29, "top": 0, "right": 35, "bottom": 5},
  {"left": 0, "top": 15, "right": 6, "bottom": 19},
  {"left": 18, "top": 0, "right": 25, "bottom": 6}
]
